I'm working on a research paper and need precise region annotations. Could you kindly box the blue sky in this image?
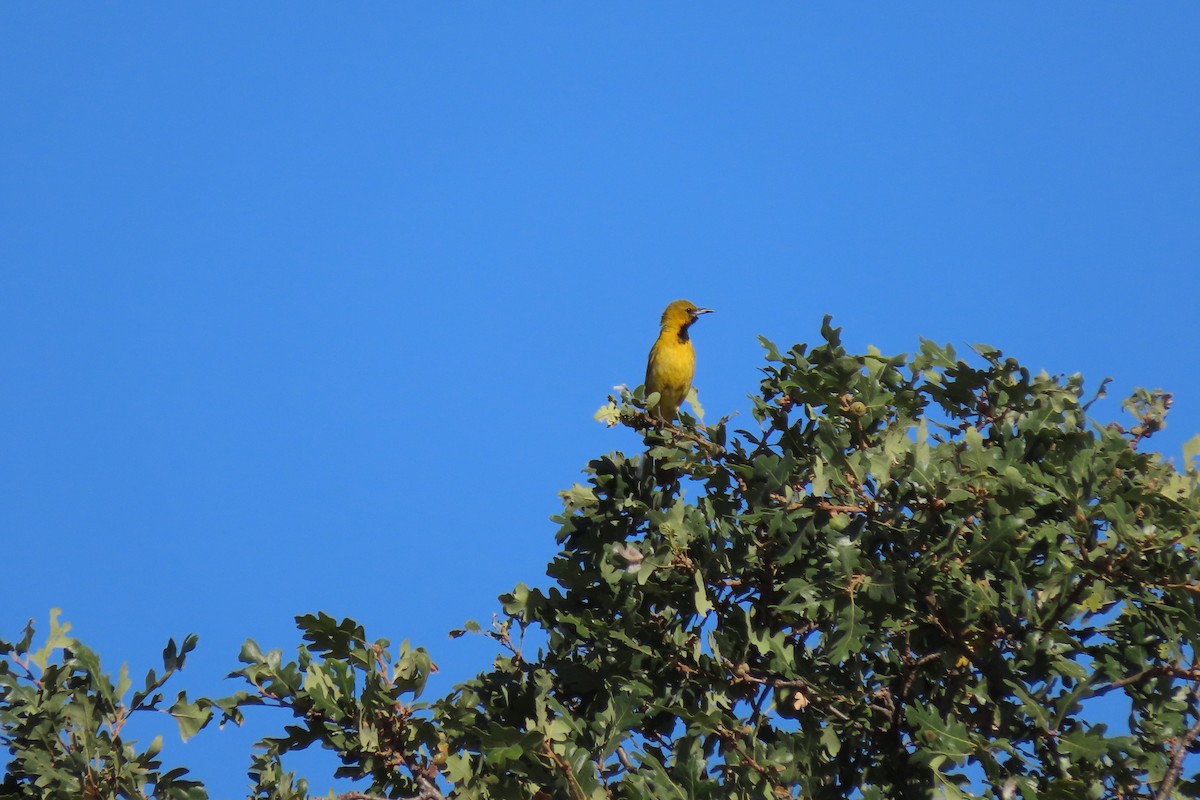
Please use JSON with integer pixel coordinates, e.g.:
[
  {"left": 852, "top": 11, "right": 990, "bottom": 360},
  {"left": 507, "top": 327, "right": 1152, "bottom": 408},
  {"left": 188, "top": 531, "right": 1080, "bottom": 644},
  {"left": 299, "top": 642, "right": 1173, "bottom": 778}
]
[{"left": 3, "top": 5, "right": 1198, "bottom": 796}]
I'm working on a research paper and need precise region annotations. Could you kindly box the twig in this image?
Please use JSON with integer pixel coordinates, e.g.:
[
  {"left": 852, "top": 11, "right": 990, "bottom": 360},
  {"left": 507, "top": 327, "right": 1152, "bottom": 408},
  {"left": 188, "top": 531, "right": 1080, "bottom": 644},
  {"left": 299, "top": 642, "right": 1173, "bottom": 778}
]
[
  {"left": 542, "top": 740, "right": 588, "bottom": 800},
  {"left": 1154, "top": 686, "right": 1200, "bottom": 800},
  {"left": 335, "top": 768, "right": 446, "bottom": 800},
  {"left": 715, "top": 725, "right": 779, "bottom": 783},
  {"left": 9, "top": 652, "right": 40, "bottom": 683},
  {"left": 723, "top": 658, "right": 851, "bottom": 722},
  {"left": 415, "top": 775, "right": 448, "bottom": 800},
  {"left": 631, "top": 408, "right": 726, "bottom": 455},
  {"left": 750, "top": 683, "right": 772, "bottom": 733},
  {"left": 1043, "top": 572, "right": 1097, "bottom": 631},
  {"left": 819, "top": 502, "right": 871, "bottom": 514},
  {"left": 1159, "top": 582, "right": 1200, "bottom": 594},
  {"left": 1092, "top": 664, "right": 1200, "bottom": 698},
  {"left": 901, "top": 652, "right": 942, "bottom": 697},
  {"left": 767, "top": 493, "right": 871, "bottom": 515}
]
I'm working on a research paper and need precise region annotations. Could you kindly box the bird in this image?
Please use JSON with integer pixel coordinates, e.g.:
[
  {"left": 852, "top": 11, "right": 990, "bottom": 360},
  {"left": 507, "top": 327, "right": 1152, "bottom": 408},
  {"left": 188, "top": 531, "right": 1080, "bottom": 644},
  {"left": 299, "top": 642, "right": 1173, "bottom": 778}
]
[{"left": 645, "top": 299, "right": 714, "bottom": 422}]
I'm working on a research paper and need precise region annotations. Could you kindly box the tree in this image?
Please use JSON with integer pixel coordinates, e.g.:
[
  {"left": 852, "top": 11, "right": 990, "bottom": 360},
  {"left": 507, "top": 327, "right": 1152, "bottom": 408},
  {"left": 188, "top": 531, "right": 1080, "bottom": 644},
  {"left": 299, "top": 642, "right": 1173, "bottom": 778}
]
[{"left": 4, "top": 318, "right": 1200, "bottom": 799}]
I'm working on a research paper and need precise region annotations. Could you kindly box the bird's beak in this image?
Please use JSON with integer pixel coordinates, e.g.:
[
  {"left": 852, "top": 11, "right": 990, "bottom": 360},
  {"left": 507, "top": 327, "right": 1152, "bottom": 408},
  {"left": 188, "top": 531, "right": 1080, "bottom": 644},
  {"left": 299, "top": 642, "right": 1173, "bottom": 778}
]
[{"left": 695, "top": 308, "right": 714, "bottom": 315}]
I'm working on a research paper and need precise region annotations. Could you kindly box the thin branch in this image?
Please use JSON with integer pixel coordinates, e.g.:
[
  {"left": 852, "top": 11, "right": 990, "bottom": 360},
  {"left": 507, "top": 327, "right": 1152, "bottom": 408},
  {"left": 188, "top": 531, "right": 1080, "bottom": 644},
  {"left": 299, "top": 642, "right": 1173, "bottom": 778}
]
[
  {"left": 750, "top": 683, "right": 772, "bottom": 734},
  {"left": 542, "top": 740, "right": 588, "bottom": 800},
  {"left": 630, "top": 407, "right": 726, "bottom": 455},
  {"left": 1092, "top": 664, "right": 1200, "bottom": 698},
  {"left": 1159, "top": 581, "right": 1200, "bottom": 594},
  {"left": 715, "top": 725, "right": 780, "bottom": 784},
  {"left": 334, "top": 767, "right": 446, "bottom": 800},
  {"left": 819, "top": 502, "right": 871, "bottom": 514},
  {"left": 1043, "top": 571, "right": 1097, "bottom": 631},
  {"left": 1154, "top": 686, "right": 1200, "bottom": 800},
  {"left": 918, "top": 590, "right": 981, "bottom": 670},
  {"left": 768, "top": 492, "right": 871, "bottom": 515},
  {"left": 723, "top": 658, "right": 851, "bottom": 722},
  {"left": 335, "top": 774, "right": 443, "bottom": 800},
  {"left": 415, "top": 775, "right": 448, "bottom": 800},
  {"left": 8, "top": 653, "right": 40, "bottom": 684},
  {"left": 900, "top": 652, "right": 942, "bottom": 698}
]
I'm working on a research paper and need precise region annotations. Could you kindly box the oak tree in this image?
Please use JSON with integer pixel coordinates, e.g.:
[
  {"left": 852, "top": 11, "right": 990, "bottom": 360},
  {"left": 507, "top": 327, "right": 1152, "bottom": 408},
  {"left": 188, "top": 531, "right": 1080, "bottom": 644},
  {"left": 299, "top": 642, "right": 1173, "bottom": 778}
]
[{"left": 5, "top": 320, "right": 1199, "bottom": 799}]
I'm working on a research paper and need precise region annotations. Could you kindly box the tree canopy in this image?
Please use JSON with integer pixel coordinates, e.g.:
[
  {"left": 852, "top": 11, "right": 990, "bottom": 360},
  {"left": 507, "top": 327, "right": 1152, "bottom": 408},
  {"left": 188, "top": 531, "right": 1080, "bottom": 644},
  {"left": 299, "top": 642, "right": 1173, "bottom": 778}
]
[{"left": 4, "top": 319, "right": 1200, "bottom": 799}]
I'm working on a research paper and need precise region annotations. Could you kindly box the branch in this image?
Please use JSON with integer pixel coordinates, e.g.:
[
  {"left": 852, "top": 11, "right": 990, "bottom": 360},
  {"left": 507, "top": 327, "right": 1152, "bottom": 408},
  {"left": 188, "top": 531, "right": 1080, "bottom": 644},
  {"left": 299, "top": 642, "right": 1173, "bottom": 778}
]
[
  {"left": 542, "top": 741, "right": 588, "bottom": 800},
  {"left": 819, "top": 502, "right": 871, "bottom": 514},
  {"left": 767, "top": 493, "right": 871, "bottom": 515},
  {"left": 750, "top": 683, "right": 772, "bottom": 733},
  {"left": 723, "top": 659, "right": 850, "bottom": 722},
  {"left": 1092, "top": 664, "right": 1200, "bottom": 698},
  {"left": 338, "top": 774, "right": 445, "bottom": 800},
  {"left": 1159, "top": 581, "right": 1200, "bottom": 594},
  {"left": 715, "top": 725, "right": 780, "bottom": 784},
  {"left": 415, "top": 775, "right": 448, "bottom": 800},
  {"left": 868, "top": 702, "right": 894, "bottom": 717},
  {"left": 629, "top": 407, "right": 725, "bottom": 455},
  {"left": 335, "top": 771, "right": 446, "bottom": 800},
  {"left": 901, "top": 652, "right": 942, "bottom": 698},
  {"left": 1154, "top": 686, "right": 1200, "bottom": 800},
  {"left": 918, "top": 590, "right": 983, "bottom": 671},
  {"left": 1042, "top": 571, "right": 1097, "bottom": 631}
]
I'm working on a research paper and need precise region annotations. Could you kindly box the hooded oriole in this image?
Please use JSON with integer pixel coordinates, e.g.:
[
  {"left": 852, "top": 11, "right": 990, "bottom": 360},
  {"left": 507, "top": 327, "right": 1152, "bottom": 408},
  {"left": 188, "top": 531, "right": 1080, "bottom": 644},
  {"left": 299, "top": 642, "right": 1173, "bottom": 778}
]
[{"left": 645, "top": 299, "right": 713, "bottom": 421}]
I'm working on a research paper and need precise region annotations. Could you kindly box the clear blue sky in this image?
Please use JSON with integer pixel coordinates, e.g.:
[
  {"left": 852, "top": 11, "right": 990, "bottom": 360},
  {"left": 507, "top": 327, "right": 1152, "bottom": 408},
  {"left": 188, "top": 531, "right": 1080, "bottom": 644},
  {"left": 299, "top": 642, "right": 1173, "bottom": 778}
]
[{"left": 3, "top": 5, "right": 1198, "bottom": 796}]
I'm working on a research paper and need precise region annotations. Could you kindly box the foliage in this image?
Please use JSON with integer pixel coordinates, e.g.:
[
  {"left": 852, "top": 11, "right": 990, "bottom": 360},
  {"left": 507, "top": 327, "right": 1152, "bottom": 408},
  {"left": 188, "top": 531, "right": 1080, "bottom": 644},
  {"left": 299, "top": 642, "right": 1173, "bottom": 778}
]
[
  {"left": 0, "top": 610, "right": 206, "bottom": 799},
  {"left": 4, "top": 319, "right": 1200, "bottom": 799}
]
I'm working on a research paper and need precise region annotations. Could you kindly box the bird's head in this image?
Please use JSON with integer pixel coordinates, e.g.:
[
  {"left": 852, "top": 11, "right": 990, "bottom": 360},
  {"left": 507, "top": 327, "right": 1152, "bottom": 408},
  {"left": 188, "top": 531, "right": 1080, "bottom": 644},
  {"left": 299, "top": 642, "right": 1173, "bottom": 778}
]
[{"left": 660, "top": 299, "right": 714, "bottom": 330}]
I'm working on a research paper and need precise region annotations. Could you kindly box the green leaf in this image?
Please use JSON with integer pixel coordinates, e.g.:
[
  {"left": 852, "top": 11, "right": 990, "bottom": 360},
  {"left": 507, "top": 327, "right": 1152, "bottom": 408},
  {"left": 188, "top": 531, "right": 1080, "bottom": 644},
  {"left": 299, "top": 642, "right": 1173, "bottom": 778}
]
[
  {"left": 559, "top": 483, "right": 598, "bottom": 509},
  {"left": 29, "top": 608, "right": 73, "bottom": 670},
  {"left": 594, "top": 400, "right": 621, "bottom": 427},
  {"left": 693, "top": 571, "right": 713, "bottom": 616},
  {"left": 685, "top": 386, "right": 704, "bottom": 423},
  {"left": 1058, "top": 727, "right": 1109, "bottom": 760},
  {"left": 1184, "top": 433, "right": 1200, "bottom": 469},
  {"left": 811, "top": 458, "right": 828, "bottom": 496},
  {"left": 169, "top": 693, "right": 212, "bottom": 741},
  {"left": 758, "top": 336, "right": 783, "bottom": 362},
  {"left": 906, "top": 703, "right": 976, "bottom": 762}
]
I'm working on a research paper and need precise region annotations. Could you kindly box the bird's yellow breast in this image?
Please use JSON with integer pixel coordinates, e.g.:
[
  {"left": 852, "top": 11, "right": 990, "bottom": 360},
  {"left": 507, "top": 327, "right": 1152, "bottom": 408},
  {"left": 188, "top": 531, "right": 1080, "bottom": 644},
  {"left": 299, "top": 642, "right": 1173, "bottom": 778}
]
[{"left": 645, "top": 332, "right": 695, "bottom": 420}]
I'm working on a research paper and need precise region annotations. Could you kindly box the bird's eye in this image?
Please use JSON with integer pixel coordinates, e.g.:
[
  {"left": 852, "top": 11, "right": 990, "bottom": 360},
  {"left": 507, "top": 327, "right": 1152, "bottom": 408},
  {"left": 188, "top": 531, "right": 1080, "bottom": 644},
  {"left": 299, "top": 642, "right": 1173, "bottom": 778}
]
[{"left": 687, "top": 307, "right": 696, "bottom": 313}]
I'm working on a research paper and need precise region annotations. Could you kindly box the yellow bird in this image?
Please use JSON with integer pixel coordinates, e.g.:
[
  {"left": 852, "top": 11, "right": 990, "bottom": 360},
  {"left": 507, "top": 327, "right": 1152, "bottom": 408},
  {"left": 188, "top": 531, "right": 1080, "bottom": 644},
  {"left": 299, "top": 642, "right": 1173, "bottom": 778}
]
[{"left": 645, "top": 299, "right": 714, "bottom": 421}]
